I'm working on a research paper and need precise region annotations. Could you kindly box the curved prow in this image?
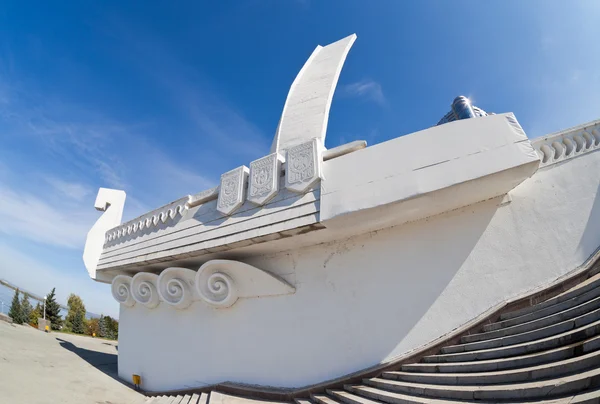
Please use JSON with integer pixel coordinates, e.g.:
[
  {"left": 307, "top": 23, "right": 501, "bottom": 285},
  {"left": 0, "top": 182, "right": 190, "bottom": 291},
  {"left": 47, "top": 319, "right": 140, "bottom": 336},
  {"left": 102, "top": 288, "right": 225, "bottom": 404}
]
[
  {"left": 83, "top": 188, "right": 126, "bottom": 283},
  {"left": 271, "top": 33, "right": 357, "bottom": 153}
]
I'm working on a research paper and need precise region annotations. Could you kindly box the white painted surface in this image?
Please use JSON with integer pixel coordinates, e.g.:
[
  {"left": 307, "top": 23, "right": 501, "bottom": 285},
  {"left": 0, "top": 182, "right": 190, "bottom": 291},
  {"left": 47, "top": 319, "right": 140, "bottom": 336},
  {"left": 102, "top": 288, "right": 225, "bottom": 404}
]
[
  {"left": 83, "top": 188, "right": 126, "bottom": 282},
  {"left": 118, "top": 146, "right": 600, "bottom": 391},
  {"left": 271, "top": 34, "right": 357, "bottom": 153},
  {"left": 320, "top": 113, "right": 539, "bottom": 231}
]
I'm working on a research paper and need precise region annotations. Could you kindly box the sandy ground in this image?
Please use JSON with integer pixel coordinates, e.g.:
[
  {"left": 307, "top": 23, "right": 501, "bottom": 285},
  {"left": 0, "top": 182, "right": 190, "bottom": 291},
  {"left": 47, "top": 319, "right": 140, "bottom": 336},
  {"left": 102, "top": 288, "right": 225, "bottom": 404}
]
[{"left": 0, "top": 320, "right": 145, "bottom": 404}]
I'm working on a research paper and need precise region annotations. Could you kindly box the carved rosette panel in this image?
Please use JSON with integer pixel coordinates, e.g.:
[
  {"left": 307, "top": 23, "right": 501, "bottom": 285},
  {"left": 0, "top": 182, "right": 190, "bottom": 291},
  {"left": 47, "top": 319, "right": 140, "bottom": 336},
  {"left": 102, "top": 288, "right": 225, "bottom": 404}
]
[
  {"left": 285, "top": 138, "right": 322, "bottom": 193},
  {"left": 131, "top": 272, "right": 160, "bottom": 309},
  {"left": 217, "top": 166, "right": 249, "bottom": 215},
  {"left": 248, "top": 153, "right": 284, "bottom": 206},
  {"left": 110, "top": 260, "right": 296, "bottom": 310},
  {"left": 111, "top": 275, "right": 136, "bottom": 307},
  {"left": 156, "top": 267, "right": 196, "bottom": 310}
]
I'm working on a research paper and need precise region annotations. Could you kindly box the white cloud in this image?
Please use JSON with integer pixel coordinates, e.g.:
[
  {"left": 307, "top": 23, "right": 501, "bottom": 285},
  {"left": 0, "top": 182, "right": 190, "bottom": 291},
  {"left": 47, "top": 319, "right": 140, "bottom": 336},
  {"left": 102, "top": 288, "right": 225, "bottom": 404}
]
[
  {"left": 45, "top": 177, "right": 91, "bottom": 201},
  {"left": 342, "top": 79, "right": 387, "bottom": 106},
  {"left": 0, "top": 183, "right": 95, "bottom": 249}
]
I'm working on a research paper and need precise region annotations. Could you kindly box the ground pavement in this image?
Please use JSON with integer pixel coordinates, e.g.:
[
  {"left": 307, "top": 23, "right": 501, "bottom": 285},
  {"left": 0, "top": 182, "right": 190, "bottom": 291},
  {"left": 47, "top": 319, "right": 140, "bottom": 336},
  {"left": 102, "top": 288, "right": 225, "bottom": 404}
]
[{"left": 0, "top": 320, "right": 144, "bottom": 404}]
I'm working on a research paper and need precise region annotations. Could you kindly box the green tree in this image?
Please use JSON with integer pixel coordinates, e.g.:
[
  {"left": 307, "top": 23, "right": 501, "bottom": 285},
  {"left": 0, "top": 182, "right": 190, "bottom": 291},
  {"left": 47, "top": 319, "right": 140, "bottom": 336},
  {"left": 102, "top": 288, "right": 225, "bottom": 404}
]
[
  {"left": 65, "top": 294, "right": 87, "bottom": 334},
  {"left": 30, "top": 302, "right": 42, "bottom": 326},
  {"left": 8, "top": 289, "right": 24, "bottom": 324},
  {"left": 20, "top": 294, "right": 33, "bottom": 325},
  {"left": 44, "top": 288, "right": 63, "bottom": 330}
]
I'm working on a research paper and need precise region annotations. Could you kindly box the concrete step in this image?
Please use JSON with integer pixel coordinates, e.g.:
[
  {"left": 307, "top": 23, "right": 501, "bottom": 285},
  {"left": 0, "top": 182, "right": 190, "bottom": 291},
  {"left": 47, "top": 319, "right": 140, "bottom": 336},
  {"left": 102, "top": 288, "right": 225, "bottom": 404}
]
[
  {"left": 485, "top": 286, "right": 600, "bottom": 333},
  {"left": 466, "top": 294, "right": 600, "bottom": 343},
  {"left": 500, "top": 275, "right": 600, "bottom": 321},
  {"left": 326, "top": 389, "right": 381, "bottom": 404},
  {"left": 405, "top": 334, "right": 600, "bottom": 373},
  {"left": 364, "top": 367, "right": 600, "bottom": 400},
  {"left": 295, "top": 399, "right": 315, "bottom": 404},
  {"left": 345, "top": 383, "right": 599, "bottom": 404},
  {"left": 312, "top": 393, "right": 342, "bottom": 404},
  {"left": 386, "top": 348, "right": 600, "bottom": 385},
  {"left": 444, "top": 306, "right": 600, "bottom": 354},
  {"left": 424, "top": 318, "right": 600, "bottom": 362}
]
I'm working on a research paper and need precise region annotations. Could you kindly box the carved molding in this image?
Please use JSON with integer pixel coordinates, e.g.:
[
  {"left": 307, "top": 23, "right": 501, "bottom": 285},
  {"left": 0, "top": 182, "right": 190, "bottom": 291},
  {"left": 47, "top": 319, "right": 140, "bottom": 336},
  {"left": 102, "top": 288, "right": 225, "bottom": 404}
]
[
  {"left": 248, "top": 153, "right": 284, "bottom": 206},
  {"left": 531, "top": 122, "right": 600, "bottom": 168},
  {"left": 106, "top": 197, "right": 188, "bottom": 244},
  {"left": 217, "top": 166, "right": 250, "bottom": 215},
  {"left": 285, "top": 138, "right": 322, "bottom": 193},
  {"left": 157, "top": 267, "right": 196, "bottom": 310},
  {"left": 131, "top": 272, "right": 160, "bottom": 309},
  {"left": 111, "top": 275, "right": 136, "bottom": 307},
  {"left": 110, "top": 260, "right": 295, "bottom": 310}
]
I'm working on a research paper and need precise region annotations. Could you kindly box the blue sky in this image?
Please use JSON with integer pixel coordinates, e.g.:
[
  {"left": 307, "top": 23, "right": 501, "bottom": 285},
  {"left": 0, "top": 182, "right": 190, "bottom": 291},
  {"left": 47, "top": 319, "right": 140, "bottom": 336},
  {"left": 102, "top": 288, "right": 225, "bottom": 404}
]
[{"left": 0, "top": 1, "right": 599, "bottom": 317}]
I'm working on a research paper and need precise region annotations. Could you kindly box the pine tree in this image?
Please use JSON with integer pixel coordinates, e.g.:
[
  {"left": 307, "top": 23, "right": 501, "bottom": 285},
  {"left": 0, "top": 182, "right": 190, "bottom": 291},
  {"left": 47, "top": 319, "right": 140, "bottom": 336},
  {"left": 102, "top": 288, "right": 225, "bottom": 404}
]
[
  {"left": 20, "top": 294, "right": 33, "bottom": 325},
  {"left": 44, "top": 288, "right": 63, "bottom": 330},
  {"left": 8, "top": 289, "right": 23, "bottom": 324},
  {"left": 99, "top": 315, "right": 107, "bottom": 338}
]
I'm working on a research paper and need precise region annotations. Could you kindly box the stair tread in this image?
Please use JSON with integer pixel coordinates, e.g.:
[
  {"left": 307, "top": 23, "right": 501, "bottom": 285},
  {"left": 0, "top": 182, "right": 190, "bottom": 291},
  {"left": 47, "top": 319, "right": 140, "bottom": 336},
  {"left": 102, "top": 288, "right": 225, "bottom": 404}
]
[
  {"left": 486, "top": 286, "right": 600, "bottom": 333},
  {"left": 348, "top": 383, "right": 597, "bottom": 403},
  {"left": 295, "top": 399, "right": 314, "bottom": 404},
  {"left": 501, "top": 273, "right": 600, "bottom": 321},
  {"left": 386, "top": 347, "right": 600, "bottom": 384},
  {"left": 469, "top": 294, "right": 600, "bottom": 342},
  {"left": 367, "top": 366, "right": 600, "bottom": 397},
  {"left": 312, "top": 394, "right": 342, "bottom": 404},
  {"left": 425, "top": 318, "right": 600, "bottom": 362},
  {"left": 445, "top": 306, "right": 600, "bottom": 354}
]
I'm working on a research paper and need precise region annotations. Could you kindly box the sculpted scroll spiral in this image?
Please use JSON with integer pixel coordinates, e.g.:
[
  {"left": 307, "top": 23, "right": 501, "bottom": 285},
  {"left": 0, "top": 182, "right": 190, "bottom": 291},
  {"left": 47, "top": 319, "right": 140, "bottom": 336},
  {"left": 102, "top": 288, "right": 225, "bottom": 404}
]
[
  {"left": 111, "top": 260, "right": 295, "bottom": 309},
  {"left": 111, "top": 275, "right": 136, "bottom": 307},
  {"left": 157, "top": 267, "right": 196, "bottom": 309},
  {"left": 196, "top": 271, "right": 238, "bottom": 308},
  {"left": 131, "top": 272, "right": 160, "bottom": 309}
]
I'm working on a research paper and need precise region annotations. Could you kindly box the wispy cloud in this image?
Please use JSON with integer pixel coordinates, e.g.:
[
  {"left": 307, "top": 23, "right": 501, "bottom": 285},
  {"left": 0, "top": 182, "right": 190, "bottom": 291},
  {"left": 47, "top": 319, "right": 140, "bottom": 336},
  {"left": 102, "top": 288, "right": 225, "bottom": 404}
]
[
  {"left": 342, "top": 79, "right": 387, "bottom": 107},
  {"left": 0, "top": 183, "right": 95, "bottom": 249},
  {"left": 45, "top": 177, "right": 92, "bottom": 201}
]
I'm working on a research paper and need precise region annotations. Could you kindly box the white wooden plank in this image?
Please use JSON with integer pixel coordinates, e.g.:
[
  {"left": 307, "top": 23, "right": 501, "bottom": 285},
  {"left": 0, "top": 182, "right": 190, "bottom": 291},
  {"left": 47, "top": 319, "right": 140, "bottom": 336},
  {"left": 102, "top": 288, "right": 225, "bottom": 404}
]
[
  {"left": 102, "top": 180, "right": 319, "bottom": 254},
  {"left": 97, "top": 213, "right": 319, "bottom": 271},
  {"left": 99, "top": 201, "right": 319, "bottom": 265}
]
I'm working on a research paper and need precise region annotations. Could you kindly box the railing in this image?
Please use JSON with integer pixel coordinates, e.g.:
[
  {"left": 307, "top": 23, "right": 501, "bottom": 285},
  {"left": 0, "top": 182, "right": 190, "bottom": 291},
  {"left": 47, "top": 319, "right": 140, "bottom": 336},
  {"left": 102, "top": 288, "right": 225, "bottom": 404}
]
[{"left": 531, "top": 120, "right": 600, "bottom": 168}]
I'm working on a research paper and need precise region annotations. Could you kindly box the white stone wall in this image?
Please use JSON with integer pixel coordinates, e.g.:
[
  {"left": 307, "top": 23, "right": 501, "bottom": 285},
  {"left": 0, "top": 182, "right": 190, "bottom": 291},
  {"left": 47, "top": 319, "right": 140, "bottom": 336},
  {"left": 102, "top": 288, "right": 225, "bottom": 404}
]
[{"left": 118, "top": 149, "right": 600, "bottom": 392}]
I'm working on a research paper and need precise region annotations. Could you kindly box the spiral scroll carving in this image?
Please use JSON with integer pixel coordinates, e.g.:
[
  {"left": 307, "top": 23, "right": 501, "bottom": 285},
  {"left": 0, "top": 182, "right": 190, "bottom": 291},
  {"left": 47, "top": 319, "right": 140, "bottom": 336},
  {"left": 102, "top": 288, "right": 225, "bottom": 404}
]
[
  {"left": 196, "top": 271, "right": 239, "bottom": 308},
  {"left": 111, "top": 275, "right": 136, "bottom": 307},
  {"left": 157, "top": 267, "right": 196, "bottom": 309},
  {"left": 131, "top": 272, "right": 160, "bottom": 309}
]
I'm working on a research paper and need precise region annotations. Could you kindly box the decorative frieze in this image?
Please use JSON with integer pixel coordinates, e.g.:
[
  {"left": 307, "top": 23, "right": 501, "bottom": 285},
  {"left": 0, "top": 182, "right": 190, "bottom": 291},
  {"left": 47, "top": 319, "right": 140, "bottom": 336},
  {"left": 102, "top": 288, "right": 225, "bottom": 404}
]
[
  {"left": 248, "top": 153, "right": 284, "bottom": 206},
  {"left": 285, "top": 138, "right": 322, "bottom": 193},
  {"left": 532, "top": 122, "right": 600, "bottom": 168},
  {"left": 217, "top": 166, "right": 249, "bottom": 215},
  {"left": 105, "top": 197, "right": 188, "bottom": 244},
  {"left": 110, "top": 260, "right": 295, "bottom": 310}
]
